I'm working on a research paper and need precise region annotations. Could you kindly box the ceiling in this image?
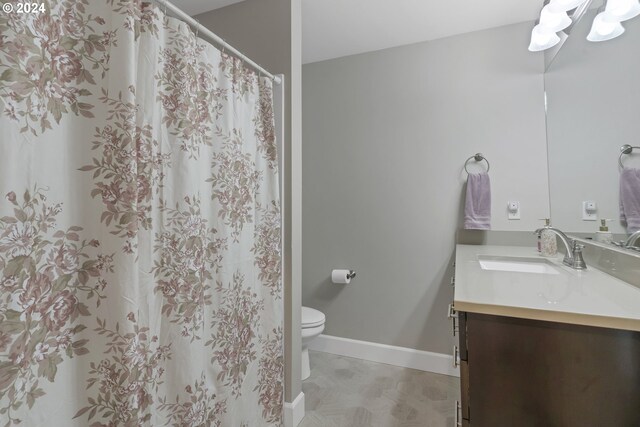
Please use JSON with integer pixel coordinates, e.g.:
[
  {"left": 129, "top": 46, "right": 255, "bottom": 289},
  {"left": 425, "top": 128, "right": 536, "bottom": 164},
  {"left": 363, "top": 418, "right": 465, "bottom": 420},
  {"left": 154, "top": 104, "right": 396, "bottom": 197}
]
[
  {"left": 302, "top": 0, "right": 543, "bottom": 64},
  {"left": 172, "top": 0, "right": 543, "bottom": 64}
]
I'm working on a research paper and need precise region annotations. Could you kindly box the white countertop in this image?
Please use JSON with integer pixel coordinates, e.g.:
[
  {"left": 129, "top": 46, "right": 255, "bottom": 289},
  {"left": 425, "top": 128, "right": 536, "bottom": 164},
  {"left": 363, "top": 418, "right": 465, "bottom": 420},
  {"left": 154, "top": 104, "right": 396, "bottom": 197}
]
[{"left": 454, "top": 244, "right": 640, "bottom": 332}]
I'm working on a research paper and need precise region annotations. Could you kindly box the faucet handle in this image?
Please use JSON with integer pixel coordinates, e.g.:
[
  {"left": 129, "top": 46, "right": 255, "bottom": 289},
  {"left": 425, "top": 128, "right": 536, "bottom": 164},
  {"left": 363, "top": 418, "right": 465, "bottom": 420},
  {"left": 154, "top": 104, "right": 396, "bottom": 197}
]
[
  {"left": 570, "top": 240, "right": 587, "bottom": 270},
  {"left": 572, "top": 241, "right": 585, "bottom": 252}
]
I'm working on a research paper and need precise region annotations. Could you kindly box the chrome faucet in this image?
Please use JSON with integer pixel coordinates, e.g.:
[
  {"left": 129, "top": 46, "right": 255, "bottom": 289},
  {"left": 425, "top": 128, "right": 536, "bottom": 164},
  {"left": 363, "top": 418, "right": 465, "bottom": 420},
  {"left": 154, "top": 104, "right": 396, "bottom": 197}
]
[
  {"left": 534, "top": 226, "right": 587, "bottom": 270},
  {"left": 623, "top": 230, "right": 640, "bottom": 250}
]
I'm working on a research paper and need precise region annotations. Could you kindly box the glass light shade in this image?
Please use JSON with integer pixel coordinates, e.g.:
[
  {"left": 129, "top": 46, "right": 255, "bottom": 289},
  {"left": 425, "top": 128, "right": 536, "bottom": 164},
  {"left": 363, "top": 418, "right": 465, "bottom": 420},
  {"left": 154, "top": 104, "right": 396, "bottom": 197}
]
[
  {"left": 603, "top": 0, "right": 640, "bottom": 22},
  {"left": 528, "top": 24, "right": 561, "bottom": 51},
  {"left": 540, "top": 5, "right": 572, "bottom": 31},
  {"left": 548, "top": 0, "right": 587, "bottom": 13},
  {"left": 587, "top": 12, "right": 626, "bottom": 41}
]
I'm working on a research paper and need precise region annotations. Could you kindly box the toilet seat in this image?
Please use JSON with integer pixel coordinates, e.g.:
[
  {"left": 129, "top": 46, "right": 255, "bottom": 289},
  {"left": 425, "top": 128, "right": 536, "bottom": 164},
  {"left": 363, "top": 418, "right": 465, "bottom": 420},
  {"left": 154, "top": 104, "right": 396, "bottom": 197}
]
[{"left": 302, "top": 306, "right": 325, "bottom": 329}]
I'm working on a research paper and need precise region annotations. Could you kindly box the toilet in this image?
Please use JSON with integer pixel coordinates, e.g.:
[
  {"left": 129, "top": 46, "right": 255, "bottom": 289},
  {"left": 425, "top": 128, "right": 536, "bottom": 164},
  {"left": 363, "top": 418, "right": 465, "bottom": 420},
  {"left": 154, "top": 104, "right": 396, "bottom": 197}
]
[{"left": 301, "top": 306, "right": 326, "bottom": 380}]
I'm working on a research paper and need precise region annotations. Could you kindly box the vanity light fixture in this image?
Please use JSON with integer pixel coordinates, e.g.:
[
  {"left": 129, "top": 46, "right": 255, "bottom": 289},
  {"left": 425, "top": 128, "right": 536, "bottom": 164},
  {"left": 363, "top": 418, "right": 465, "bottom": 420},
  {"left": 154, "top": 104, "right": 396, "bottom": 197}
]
[
  {"left": 587, "top": 9, "right": 626, "bottom": 41},
  {"left": 530, "top": 0, "right": 640, "bottom": 50},
  {"left": 529, "top": 0, "right": 587, "bottom": 51},
  {"left": 540, "top": 4, "right": 572, "bottom": 31},
  {"left": 602, "top": 0, "right": 640, "bottom": 22},
  {"left": 529, "top": 23, "right": 562, "bottom": 51}
]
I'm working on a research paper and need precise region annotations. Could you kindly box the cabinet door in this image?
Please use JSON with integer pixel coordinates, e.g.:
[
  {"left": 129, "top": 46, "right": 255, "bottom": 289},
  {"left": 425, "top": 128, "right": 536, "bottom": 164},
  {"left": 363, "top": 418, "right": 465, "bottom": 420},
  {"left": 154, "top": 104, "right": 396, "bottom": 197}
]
[
  {"left": 460, "top": 359, "right": 470, "bottom": 423},
  {"left": 458, "top": 310, "right": 467, "bottom": 361},
  {"left": 466, "top": 313, "right": 640, "bottom": 427},
  {"left": 458, "top": 311, "right": 470, "bottom": 423}
]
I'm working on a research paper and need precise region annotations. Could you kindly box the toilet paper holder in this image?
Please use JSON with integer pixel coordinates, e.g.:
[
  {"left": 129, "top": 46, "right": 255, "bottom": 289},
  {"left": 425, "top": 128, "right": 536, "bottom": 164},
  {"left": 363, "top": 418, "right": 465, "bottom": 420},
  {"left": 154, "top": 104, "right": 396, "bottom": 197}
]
[{"left": 331, "top": 269, "right": 357, "bottom": 284}]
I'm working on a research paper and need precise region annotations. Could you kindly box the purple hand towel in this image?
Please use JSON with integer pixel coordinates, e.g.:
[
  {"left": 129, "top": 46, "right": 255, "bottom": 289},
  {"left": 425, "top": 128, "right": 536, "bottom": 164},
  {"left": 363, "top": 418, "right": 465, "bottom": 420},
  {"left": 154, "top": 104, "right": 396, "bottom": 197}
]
[
  {"left": 620, "top": 168, "right": 640, "bottom": 233},
  {"left": 464, "top": 172, "right": 491, "bottom": 230}
]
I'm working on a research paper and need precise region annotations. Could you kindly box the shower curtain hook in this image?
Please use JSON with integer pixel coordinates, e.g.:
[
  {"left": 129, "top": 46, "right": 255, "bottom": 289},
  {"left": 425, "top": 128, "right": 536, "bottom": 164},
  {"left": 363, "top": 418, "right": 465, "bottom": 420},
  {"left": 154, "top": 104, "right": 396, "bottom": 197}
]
[{"left": 194, "top": 19, "right": 200, "bottom": 40}]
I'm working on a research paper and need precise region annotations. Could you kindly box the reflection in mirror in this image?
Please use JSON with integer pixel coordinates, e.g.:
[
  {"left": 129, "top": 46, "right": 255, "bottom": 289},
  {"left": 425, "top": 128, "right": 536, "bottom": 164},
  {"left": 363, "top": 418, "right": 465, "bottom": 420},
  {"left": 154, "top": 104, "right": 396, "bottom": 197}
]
[{"left": 544, "top": 7, "right": 640, "bottom": 246}]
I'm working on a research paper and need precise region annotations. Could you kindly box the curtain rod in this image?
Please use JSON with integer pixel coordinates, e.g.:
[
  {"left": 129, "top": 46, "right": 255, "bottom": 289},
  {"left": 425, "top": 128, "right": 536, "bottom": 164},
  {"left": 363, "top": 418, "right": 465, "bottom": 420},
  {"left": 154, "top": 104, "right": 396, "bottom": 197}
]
[{"left": 155, "top": 0, "right": 282, "bottom": 85}]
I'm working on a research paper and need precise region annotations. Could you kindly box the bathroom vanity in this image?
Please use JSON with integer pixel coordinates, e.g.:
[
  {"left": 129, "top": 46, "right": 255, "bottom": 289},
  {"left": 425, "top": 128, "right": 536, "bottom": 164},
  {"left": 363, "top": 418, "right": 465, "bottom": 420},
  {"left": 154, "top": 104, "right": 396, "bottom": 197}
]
[{"left": 452, "top": 244, "right": 640, "bottom": 427}]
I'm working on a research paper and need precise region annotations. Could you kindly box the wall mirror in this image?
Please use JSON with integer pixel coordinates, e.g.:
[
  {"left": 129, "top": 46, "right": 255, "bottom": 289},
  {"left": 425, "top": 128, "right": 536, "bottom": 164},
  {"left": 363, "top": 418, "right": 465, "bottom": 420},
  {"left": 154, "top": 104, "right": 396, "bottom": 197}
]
[{"left": 544, "top": 2, "right": 640, "bottom": 240}]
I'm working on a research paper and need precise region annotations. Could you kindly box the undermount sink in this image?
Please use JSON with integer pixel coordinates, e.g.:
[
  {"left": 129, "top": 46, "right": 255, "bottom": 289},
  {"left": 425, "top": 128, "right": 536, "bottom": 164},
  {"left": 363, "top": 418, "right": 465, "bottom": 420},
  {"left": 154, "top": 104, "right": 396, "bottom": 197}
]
[{"left": 477, "top": 255, "right": 560, "bottom": 275}]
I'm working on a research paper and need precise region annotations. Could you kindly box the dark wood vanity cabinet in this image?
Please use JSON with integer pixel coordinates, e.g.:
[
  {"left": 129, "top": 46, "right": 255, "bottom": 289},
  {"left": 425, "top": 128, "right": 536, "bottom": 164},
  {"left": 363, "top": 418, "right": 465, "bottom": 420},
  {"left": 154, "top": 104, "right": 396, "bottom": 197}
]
[{"left": 456, "top": 312, "right": 640, "bottom": 427}]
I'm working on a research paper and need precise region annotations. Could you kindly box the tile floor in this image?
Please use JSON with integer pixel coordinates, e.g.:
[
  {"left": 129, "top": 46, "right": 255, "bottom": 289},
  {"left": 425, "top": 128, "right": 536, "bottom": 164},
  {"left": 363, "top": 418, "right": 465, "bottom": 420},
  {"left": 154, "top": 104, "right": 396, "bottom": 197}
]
[{"left": 299, "top": 351, "right": 460, "bottom": 427}]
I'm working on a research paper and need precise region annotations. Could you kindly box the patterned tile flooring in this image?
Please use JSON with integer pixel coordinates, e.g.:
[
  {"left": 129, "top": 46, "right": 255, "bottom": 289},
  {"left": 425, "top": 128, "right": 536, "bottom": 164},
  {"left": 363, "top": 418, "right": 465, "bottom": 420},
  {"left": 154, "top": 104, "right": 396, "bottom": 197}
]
[{"left": 299, "top": 351, "right": 461, "bottom": 427}]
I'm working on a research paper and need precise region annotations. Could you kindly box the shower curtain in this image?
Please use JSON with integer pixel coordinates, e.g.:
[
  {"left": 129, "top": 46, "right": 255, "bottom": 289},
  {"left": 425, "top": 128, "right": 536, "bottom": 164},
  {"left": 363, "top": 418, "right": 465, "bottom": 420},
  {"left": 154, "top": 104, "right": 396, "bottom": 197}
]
[{"left": 0, "top": 1, "right": 283, "bottom": 425}]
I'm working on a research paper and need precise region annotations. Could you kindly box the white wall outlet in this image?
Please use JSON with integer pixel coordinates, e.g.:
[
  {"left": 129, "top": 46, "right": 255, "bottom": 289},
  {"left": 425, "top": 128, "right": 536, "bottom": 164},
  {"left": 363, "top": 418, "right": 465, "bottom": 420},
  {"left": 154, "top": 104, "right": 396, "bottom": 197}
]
[
  {"left": 582, "top": 201, "right": 597, "bottom": 221},
  {"left": 507, "top": 201, "right": 520, "bottom": 220}
]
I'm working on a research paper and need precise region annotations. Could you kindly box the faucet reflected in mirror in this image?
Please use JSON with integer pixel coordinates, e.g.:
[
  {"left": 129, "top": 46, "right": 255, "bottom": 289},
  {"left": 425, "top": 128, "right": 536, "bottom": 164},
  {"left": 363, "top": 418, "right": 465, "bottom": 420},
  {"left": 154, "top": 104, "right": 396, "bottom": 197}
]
[{"left": 613, "top": 230, "right": 640, "bottom": 252}]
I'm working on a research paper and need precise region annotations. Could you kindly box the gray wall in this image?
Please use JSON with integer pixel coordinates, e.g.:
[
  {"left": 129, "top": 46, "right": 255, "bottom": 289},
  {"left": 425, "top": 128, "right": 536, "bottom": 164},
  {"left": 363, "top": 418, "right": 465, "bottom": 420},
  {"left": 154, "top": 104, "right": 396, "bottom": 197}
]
[
  {"left": 302, "top": 22, "right": 548, "bottom": 354},
  {"left": 197, "top": 0, "right": 303, "bottom": 402},
  {"left": 545, "top": 11, "right": 640, "bottom": 235}
]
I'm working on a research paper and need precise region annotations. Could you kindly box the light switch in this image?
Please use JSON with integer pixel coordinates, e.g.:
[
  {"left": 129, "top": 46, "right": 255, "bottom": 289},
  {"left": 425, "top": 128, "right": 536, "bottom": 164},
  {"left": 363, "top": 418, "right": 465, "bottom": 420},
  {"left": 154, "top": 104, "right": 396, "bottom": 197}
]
[
  {"left": 582, "top": 201, "right": 597, "bottom": 221},
  {"left": 508, "top": 201, "right": 520, "bottom": 220}
]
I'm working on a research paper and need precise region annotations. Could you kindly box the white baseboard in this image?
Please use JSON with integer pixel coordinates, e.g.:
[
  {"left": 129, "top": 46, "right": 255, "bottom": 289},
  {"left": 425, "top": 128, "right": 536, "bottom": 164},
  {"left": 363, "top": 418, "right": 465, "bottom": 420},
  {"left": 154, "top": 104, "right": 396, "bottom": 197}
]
[
  {"left": 284, "top": 391, "right": 305, "bottom": 427},
  {"left": 308, "top": 334, "right": 460, "bottom": 377}
]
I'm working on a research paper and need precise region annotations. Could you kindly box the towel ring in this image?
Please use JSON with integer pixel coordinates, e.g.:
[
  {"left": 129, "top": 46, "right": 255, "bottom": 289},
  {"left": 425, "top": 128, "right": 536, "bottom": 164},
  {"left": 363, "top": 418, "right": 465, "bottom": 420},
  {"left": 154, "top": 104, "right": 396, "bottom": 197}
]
[
  {"left": 619, "top": 144, "right": 640, "bottom": 169},
  {"left": 464, "top": 153, "right": 490, "bottom": 174}
]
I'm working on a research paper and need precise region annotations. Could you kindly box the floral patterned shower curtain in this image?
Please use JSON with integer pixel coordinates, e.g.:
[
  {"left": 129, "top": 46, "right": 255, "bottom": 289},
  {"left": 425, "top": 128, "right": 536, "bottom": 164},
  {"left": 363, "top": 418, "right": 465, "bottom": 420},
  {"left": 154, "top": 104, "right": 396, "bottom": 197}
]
[{"left": 0, "top": 1, "right": 283, "bottom": 425}]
